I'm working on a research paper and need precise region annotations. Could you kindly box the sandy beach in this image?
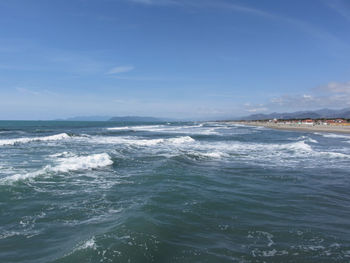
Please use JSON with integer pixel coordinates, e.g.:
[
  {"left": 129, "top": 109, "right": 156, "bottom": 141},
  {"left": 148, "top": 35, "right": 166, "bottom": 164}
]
[{"left": 231, "top": 121, "right": 350, "bottom": 134}]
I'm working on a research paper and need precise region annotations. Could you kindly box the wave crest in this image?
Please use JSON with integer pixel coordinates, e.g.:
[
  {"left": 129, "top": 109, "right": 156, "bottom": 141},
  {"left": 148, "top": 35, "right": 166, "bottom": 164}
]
[
  {"left": 88, "top": 136, "right": 195, "bottom": 146},
  {"left": 0, "top": 133, "right": 70, "bottom": 146},
  {"left": 1, "top": 153, "right": 113, "bottom": 183},
  {"left": 46, "top": 153, "right": 113, "bottom": 173}
]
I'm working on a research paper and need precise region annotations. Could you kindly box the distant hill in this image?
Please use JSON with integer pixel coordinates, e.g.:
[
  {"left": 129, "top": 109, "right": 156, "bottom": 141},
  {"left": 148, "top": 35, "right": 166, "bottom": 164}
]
[
  {"left": 56, "top": 116, "right": 112, "bottom": 121},
  {"left": 108, "top": 116, "right": 164, "bottom": 122},
  {"left": 239, "top": 108, "right": 350, "bottom": 120}
]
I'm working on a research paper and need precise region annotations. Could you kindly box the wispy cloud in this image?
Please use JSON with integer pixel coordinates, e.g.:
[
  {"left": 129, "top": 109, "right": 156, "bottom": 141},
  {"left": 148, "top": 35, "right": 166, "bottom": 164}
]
[
  {"left": 16, "top": 87, "right": 60, "bottom": 97},
  {"left": 106, "top": 66, "right": 134, "bottom": 74},
  {"left": 126, "top": 0, "right": 274, "bottom": 16},
  {"left": 246, "top": 107, "right": 268, "bottom": 113},
  {"left": 240, "top": 80, "right": 350, "bottom": 114},
  {"left": 326, "top": 0, "right": 350, "bottom": 21},
  {"left": 268, "top": 81, "right": 350, "bottom": 111},
  {"left": 213, "top": 1, "right": 347, "bottom": 51},
  {"left": 0, "top": 38, "right": 108, "bottom": 74},
  {"left": 243, "top": 102, "right": 269, "bottom": 113},
  {"left": 318, "top": 80, "right": 350, "bottom": 94},
  {"left": 16, "top": 87, "right": 41, "bottom": 96},
  {"left": 125, "top": 0, "right": 347, "bottom": 53},
  {"left": 127, "top": 0, "right": 179, "bottom": 5}
]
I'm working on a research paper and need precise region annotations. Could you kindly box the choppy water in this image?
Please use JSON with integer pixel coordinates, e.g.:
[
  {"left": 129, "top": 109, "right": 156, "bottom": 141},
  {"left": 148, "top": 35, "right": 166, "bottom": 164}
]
[{"left": 1, "top": 121, "right": 350, "bottom": 263}]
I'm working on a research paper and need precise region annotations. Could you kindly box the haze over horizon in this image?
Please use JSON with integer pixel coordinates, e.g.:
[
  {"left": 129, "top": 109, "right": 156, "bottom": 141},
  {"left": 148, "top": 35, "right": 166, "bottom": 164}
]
[{"left": 1, "top": 0, "right": 350, "bottom": 120}]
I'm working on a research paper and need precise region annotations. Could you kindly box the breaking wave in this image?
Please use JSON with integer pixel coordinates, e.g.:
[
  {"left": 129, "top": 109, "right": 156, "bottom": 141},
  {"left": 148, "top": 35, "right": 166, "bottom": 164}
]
[
  {"left": 107, "top": 125, "right": 164, "bottom": 131},
  {"left": 0, "top": 133, "right": 70, "bottom": 146},
  {"left": 47, "top": 153, "right": 113, "bottom": 173},
  {"left": 88, "top": 136, "right": 195, "bottom": 146},
  {"left": 1, "top": 153, "right": 113, "bottom": 183},
  {"left": 195, "top": 140, "right": 350, "bottom": 162},
  {"left": 314, "top": 132, "right": 350, "bottom": 139},
  {"left": 107, "top": 124, "right": 219, "bottom": 135}
]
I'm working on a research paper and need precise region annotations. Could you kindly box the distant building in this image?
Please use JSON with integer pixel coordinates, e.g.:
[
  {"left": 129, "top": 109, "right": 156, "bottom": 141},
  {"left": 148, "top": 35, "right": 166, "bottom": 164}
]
[{"left": 302, "top": 119, "right": 314, "bottom": 125}]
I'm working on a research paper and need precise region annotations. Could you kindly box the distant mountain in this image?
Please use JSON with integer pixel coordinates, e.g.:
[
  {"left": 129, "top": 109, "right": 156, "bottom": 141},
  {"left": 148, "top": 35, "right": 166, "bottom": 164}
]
[
  {"left": 108, "top": 116, "right": 164, "bottom": 122},
  {"left": 239, "top": 108, "right": 350, "bottom": 120},
  {"left": 58, "top": 116, "right": 112, "bottom": 121}
]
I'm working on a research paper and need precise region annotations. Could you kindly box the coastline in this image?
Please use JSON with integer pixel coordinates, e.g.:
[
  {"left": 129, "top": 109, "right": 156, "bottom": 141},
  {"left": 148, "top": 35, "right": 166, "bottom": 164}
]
[{"left": 230, "top": 121, "right": 350, "bottom": 134}]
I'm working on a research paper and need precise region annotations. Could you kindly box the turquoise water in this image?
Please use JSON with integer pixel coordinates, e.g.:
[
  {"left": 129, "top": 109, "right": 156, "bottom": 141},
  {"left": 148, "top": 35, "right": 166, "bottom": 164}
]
[{"left": 0, "top": 121, "right": 350, "bottom": 262}]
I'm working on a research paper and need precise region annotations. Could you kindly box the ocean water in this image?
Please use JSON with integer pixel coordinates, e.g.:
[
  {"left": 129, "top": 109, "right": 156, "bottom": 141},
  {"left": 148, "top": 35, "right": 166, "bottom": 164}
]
[{"left": 0, "top": 121, "right": 350, "bottom": 263}]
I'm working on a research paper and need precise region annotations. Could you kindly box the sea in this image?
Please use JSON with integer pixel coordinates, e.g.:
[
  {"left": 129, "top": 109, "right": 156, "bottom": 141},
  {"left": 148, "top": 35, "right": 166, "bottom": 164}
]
[{"left": 0, "top": 121, "right": 350, "bottom": 263}]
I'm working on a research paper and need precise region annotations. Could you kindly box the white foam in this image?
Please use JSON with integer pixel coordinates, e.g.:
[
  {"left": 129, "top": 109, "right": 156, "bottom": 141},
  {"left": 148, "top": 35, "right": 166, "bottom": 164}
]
[
  {"left": 0, "top": 133, "right": 70, "bottom": 146},
  {"left": 201, "top": 140, "right": 313, "bottom": 154},
  {"left": 107, "top": 125, "right": 164, "bottom": 131},
  {"left": 295, "top": 136, "right": 318, "bottom": 143},
  {"left": 88, "top": 136, "right": 195, "bottom": 146},
  {"left": 47, "top": 153, "right": 113, "bottom": 173},
  {"left": 308, "top": 138, "right": 318, "bottom": 143},
  {"left": 167, "top": 136, "right": 195, "bottom": 144},
  {"left": 49, "top": 151, "right": 75, "bottom": 158},
  {"left": 262, "top": 249, "right": 278, "bottom": 257},
  {"left": 189, "top": 139, "right": 350, "bottom": 165},
  {"left": 126, "top": 136, "right": 195, "bottom": 146},
  {"left": 283, "top": 140, "right": 313, "bottom": 152},
  {"left": 77, "top": 237, "right": 97, "bottom": 250},
  {"left": 107, "top": 126, "right": 132, "bottom": 131},
  {"left": 318, "top": 151, "right": 350, "bottom": 158},
  {"left": 107, "top": 124, "right": 220, "bottom": 135},
  {"left": 204, "top": 152, "right": 229, "bottom": 158},
  {"left": 189, "top": 151, "right": 229, "bottom": 159},
  {"left": 1, "top": 153, "right": 113, "bottom": 183},
  {"left": 315, "top": 132, "right": 350, "bottom": 139}
]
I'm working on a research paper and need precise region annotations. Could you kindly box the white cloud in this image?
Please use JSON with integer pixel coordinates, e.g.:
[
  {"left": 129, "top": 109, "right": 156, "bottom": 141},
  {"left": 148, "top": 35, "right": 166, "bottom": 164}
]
[
  {"left": 16, "top": 87, "right": 60, "bottom": 97},
  {"left": 127, "top": 0, "right": 178, "bottom": 5},
  {"left": 106, "top": 66, "right": 134, "bottom": 74},
  {"left": 16, "top": 87, "right": 41, "bottom": 96},
  {"left": 243, "top": 80, "right": 350, "bottom": 113},
  {"left": 126, "top": 0, "right": 347, "bottom": 55},
  {"left": 319, "top": 81, "right": 350, "bottom": 94},
  {"left": 246, "top": 107, "right": 268, "bottom": 113},
  {"left": 268, "top": 81, "right": 350, "bottom": 110},
  {"left": 129, "top": 0, "right": 153, "bottom": 4},
  {"left": 326, "top": 0, "right": 350, "bottom": 21}
]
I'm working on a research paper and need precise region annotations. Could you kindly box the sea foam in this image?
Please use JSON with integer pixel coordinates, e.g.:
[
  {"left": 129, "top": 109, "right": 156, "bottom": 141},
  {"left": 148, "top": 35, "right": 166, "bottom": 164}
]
[
  {"left": 0, "top": 133, "right": 70, "bottom": 146},
  {"left": 107, "top": 125, "right": 164, "bottom": 131},
  {"left": 47, "top": 153, "right": 113, "bottom": 173},
  {"left": 1, "top": 153, "right": 113, "bottom": 183},
  {"left": 88, "top": 136, "right": 195, "bottom": 146},
  {"left": 107, "top": 124, "right": 219, "bottom": 135},
  {"left": 315, "top": 133, "right": 350, "bottom": 139}
]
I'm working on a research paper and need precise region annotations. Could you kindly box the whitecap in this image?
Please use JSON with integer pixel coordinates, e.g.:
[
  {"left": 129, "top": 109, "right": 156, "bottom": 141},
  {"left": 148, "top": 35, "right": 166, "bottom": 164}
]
[
  {"left": 107, "top": 124, "right": 220, "bottom": 135},
  {"left": 107, "top": 125, "right": 164, "bottom": 131},
  {"left": 49, "top": 151, "right": 75, "bottom": 158},
  {"left": 166, "top": 136, "right": 195, "bottom": 144},
  {"left": 294, "top": 136, "right": 318, "bottom": 143},
  {"left": 106, "top": 126, "right": 132, "bottom": 131},
  {"left": 318, "top": 151, "right": 350, "bottom": 158},
  {"left": 315, "top": 132, "right": 350, "bottom": 139},
  {"left": 187, "top": 151, "right": 229, "bottom": 159},
  {"left": 283, "top": 140, "right": 313, "bottom": 152},
  {"left": 47, "top": 153, "right": 113, "bottom": 173},
  {"left": 76, "top": 237, "right": 97, "bottom": 250},
  {"left": 308, "top": 138, "right": 318, "bottom": 143},
  {"left": 0, "top": 133, "right": 70, "bottom": 146},
  {"left": 87, "top": 136, "right": 195, "bottom": 146},
  {"left": 0, "top": 153, "right": 113, "bottom": 183}
]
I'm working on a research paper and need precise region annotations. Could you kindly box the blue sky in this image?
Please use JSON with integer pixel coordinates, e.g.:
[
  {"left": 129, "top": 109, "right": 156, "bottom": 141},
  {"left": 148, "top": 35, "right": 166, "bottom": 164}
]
[{"left": 0, "top": 0, "right": 350, "bottom": 120}]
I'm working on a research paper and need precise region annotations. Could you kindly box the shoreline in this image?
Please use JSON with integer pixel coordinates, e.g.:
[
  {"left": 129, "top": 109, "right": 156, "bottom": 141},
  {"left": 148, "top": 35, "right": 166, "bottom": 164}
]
[{"left": 229, "top": 122, "right": 350, "bottom": 134}]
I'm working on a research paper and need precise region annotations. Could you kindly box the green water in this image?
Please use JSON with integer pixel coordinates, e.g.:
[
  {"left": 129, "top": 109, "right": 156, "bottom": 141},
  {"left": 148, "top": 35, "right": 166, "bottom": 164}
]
[{"left": 0, "top": 121, "right": 349, "bottom": 262}]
